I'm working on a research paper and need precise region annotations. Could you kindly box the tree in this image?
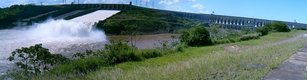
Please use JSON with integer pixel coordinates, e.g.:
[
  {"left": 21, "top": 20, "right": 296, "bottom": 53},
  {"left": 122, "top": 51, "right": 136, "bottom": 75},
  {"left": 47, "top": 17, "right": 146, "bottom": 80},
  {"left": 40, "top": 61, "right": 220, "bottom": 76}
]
[
  {"left": 8, "top": 44, "right": 68, "bottom": 74},
  {"left": 271, "top": 21, "right": 291, "bottom": 32},
  {"left": 180, "top": 25, "right": 212, "bottom": 46},
  {"left": 256, "top": 24, "right": 272, "bottom": 36}
]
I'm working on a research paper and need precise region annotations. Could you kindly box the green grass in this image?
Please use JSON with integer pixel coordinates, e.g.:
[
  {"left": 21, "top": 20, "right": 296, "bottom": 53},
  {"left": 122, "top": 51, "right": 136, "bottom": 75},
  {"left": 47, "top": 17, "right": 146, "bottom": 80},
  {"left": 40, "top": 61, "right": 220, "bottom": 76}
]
[{"left": 27, "top": 30, "right": 307, "bottom": 80}]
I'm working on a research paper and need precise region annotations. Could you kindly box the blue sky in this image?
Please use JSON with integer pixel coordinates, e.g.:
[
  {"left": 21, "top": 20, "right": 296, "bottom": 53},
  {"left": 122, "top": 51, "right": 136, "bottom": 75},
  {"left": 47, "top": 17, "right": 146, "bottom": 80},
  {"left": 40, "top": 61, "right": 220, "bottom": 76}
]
[{"left": 0, "top": 0, "right": 306, "bottom": 23}]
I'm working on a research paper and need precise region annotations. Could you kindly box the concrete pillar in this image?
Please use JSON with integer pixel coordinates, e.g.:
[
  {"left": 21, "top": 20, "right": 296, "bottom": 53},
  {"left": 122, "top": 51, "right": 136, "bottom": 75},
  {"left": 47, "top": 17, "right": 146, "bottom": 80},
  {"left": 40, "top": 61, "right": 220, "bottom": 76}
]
[
  {"left": 237, "top": 21, "right": 240, "bottom": 26},
  {"left": 226, "top": 20, "right": 228, "bottom": 25}
]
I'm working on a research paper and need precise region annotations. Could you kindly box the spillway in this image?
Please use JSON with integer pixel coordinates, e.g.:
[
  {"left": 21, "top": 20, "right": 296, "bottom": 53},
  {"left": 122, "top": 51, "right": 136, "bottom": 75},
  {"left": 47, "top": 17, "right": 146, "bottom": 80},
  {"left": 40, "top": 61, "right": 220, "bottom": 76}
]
[{"left": 70, "top": 10, "right": 120, "bottom": 24}]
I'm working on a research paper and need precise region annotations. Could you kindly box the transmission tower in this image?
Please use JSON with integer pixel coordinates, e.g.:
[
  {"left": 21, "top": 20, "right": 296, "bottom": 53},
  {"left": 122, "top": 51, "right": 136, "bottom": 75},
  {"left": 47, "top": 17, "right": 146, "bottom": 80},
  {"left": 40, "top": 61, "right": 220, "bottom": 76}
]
[{"left": 146, "top": 0, "right": 148, "bottom": 7}]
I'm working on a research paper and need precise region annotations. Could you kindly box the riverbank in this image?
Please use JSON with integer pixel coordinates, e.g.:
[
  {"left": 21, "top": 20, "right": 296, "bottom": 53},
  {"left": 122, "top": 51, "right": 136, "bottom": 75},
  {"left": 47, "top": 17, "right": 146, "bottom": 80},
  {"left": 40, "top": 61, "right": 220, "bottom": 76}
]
[
  {"left": 0, "top": 33, "right": 176, "bottom": 76},
  {"left": 84, "top": 30, "right": 306, "bottom": 80},
  {"left": 19, "top": 30, "right": 307, "bottom": 80},
  {"left": 108, "top": 33, "right": 177, "bottom": 49}
]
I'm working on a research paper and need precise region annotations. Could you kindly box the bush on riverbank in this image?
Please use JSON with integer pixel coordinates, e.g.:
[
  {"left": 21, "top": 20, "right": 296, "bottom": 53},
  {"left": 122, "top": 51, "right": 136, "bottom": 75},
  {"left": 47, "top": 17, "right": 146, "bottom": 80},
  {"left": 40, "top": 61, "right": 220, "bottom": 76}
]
[
  {"left": 180, "top": 25, "right": 212, "bottom": 46},
  {"left": 4, "top": 41, "right": 181, "bottom": 79},
  {"left": 7, "top": 44, "right": 68, "bottom": 74},
  {"left": 52, "top": 41, "right": 180, "bottom": 74}
]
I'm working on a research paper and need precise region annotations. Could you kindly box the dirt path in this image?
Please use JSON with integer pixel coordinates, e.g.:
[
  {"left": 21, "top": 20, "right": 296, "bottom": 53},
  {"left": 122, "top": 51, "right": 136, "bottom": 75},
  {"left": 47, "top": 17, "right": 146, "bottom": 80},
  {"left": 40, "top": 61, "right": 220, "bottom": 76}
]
[{"left": 264, "top": 35, "right": 307, "bottom": 80}]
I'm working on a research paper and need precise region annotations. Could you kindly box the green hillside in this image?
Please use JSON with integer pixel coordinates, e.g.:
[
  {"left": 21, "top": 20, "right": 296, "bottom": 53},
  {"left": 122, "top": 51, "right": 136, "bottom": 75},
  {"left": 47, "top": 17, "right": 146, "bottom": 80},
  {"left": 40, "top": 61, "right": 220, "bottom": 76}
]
[
  {"left": 0, "top": 4, "right": 201, "bottom": 34},
  {"left": 97, "top": 7, "right": 200, "bottom": 35},
  {"left": 0, "top": 5, "right": 60, "bottom": 29}
]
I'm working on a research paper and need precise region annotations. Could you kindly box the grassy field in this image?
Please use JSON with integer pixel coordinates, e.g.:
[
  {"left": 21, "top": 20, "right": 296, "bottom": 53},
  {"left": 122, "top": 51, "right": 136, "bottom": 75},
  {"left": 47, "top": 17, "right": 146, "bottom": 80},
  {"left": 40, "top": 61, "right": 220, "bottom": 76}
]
[{"left": 30, "top": 30, "right": 307, "bottom": 80}]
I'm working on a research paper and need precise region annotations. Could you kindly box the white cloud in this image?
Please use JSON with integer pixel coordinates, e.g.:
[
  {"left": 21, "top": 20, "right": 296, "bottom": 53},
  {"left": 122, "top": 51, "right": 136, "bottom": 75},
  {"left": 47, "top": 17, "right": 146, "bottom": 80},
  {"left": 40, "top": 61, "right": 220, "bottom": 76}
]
[
  {"left": 83, "top": 0, "right": 128, "bottom": 4},
  {"left": 187, "top": 0, "right": 196, "bottom": 2},
  {"left": 192, "top": 3, "right": 204, "bottom": 10},
  {"left": 159, "top": 0, "right": 179, "bottom": 5}
]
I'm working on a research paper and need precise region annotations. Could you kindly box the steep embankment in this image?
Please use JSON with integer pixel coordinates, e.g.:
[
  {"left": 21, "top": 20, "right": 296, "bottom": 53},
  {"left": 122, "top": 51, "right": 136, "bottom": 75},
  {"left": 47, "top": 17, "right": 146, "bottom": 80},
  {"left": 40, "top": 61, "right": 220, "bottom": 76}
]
[
  {"left": 0, "top": 5, "right": 61, "bottom": 29},
  {"left": 0, "top": 5, "right": 105, "bottom": 29},
  {"left": 96, "top": 8, "right": 200, "bottom": 35}
]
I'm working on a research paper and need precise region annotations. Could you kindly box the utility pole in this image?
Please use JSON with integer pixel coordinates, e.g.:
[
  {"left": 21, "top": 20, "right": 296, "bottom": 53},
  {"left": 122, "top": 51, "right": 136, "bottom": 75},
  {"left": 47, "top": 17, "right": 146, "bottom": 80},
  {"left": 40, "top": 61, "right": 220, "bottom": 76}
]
[
  {"left": 139, "top": 0, "right": 142, "bottom": 6},
  {"left": 152, "top": 0, "right": 154, "bottom": 8},
  {"left": 211, "top": 11, "right": 215, "bottom": 15},
  {"left": 146, "top": 0, "right": 148, "bottom": 7},
  {"left": 139, "top": 0, "right": 142, "bottom": 7},
  {"left": 294, "top": 20, "right": 297, "bottom": 23}
]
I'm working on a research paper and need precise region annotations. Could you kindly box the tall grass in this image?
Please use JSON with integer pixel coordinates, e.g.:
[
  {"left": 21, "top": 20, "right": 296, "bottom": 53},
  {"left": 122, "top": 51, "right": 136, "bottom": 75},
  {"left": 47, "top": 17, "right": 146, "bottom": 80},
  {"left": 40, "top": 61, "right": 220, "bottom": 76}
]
[
  {"left": 82, "top": 30, "right": 306, "bottom": 80},
  {"left": 208, "top": 26, "right": 261, "bottom": 44}
]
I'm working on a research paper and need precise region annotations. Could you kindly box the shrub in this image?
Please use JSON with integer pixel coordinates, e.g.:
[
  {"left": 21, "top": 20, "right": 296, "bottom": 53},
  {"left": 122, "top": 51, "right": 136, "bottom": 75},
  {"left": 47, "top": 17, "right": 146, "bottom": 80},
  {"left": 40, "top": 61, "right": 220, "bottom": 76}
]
[
  {"left": 73, "top": 50, "right": 96, "bottom": 59},
  {"left": 103, "top": 41, "right": 143, "bottom": 64},
  {"left": 140, "top": 49, "right": 164, "bottom": 59},
  {"left": 240, "top": 33, "right": 261, "bottom": 41},
  {"left": 295, "top": 28, "right": 307, "bottom": 30},
  {"left": 271, "top": 21, "right": 291, "bottom": 32},
  {"left": 257, "top": 21, "right": 291, "bottom": 36},
  {"left": 52, "top": 41, "right": 179, "bottom": 74},
  {"left": 174, "top": 43, "right": 188, "bottom": 52},
  {"left": 180, "top": 25, "right": 212, "bottom": 46},
  {"left": 51, "top": 57, "right": 106, "bottom": 74},
  {"left": 8, "top": 44, "right": 68, "bottom": 74},
  {"left": 256, "top": 24, "right": 272, "bottom": 36}
]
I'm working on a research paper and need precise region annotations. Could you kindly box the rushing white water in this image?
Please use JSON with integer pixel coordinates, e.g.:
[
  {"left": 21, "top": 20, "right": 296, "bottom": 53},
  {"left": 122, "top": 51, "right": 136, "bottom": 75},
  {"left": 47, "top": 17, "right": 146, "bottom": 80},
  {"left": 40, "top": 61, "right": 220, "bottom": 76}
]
[
  {"left": 0, "top": 19, "right": 107, "bottom": 55},
  {"left": 27, "top": 19, "right": 106, "bottom": 42},
  {"left": 0, "top": 19, "right": 107, "bottom": 75}
]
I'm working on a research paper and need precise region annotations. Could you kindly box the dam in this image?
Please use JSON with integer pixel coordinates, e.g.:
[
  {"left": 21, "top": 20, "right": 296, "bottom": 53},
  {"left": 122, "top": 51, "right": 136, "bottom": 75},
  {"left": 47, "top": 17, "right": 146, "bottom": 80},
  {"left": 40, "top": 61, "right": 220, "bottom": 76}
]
[{"left": 0, "top": 3, "right": 306, "bottom": 77}]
